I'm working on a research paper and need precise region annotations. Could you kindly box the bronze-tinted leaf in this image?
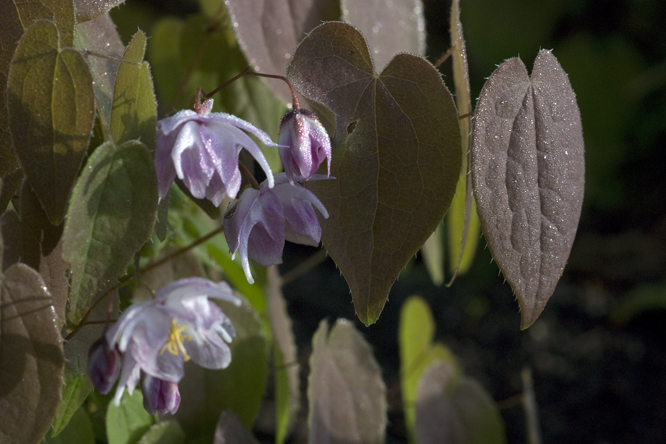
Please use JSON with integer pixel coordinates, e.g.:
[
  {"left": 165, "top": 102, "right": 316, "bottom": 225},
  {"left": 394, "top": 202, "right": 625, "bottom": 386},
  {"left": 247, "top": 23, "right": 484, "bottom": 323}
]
[
  {"left": 74, "top": 0, "right": 125, "bottom": 22},
  {"left": 0, "top": 263, "right": 64, "bottom": 444},
  {"left": 308, "top": 319, "right": 386, "bottom": 444},
  {"left": 470, "top": 50, "right": 584, "bottom": 328},
  {"left": 7, "top": 20, "right": 95, "bottom": 225},
  {"left": 415, "top": 361, "right": 506, "bottom": 444},
  {"left": 340, "top": 0, "right": 425, "bottom": 71},
  {"left": 0, "top": 0, "right": 75, "bottom": 178},
  {"left": 225, "top": 0, "right": 340, "bottom": 102},
  {"left": 289, "top": 22, "right": 461, "bottom": 324}
]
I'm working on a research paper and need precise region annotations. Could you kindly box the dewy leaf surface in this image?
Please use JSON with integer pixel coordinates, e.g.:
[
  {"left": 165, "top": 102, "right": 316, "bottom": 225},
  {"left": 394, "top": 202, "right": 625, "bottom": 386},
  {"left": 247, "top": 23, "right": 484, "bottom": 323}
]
[
  {"left": 225, "top": 0, "right": 340, "bottom": 102},
  {"left": 0, "top": 263, "right": 64, "bottom": 444},
  {"left": 74, "top": 0, "right": 125, "bottom": 22},
  {"left": 0, "top": 0, "right": 75, "bottom": 178},
  {"left": 62, "top": 140, "right": 158, "bottom": 327},
  {"left": 415, "top": 361, "right": 506, "bottom": 444},
  {"left": 470, "top": 50, "right": 585, "bottom": 328},
  {"left": 341, "top": 0, "right": 425, "bottom": 71},
  {"left": 308, "top": 319, "right": 387, "bottom": 444},
  {"left": 110, "top": 31, "right": 157, "bottom": 150},
  {"left": 7, "top": 20, "right": 95, "bottom": 225},
  {"left": 289, "top": 22, "right": 461, "bottom": 324}
]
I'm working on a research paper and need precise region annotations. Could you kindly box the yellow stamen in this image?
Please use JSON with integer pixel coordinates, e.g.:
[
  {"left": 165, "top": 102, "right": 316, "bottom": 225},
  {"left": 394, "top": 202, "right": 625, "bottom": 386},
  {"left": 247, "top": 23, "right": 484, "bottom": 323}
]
[{"left": 160, "top": 319, "right": 192, "bottom": 361}]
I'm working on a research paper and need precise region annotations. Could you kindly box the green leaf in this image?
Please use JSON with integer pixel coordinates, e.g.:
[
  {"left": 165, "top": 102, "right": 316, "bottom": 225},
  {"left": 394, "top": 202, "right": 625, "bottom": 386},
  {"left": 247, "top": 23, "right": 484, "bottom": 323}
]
[
  {"left": 208, "top": 244, "right": 266, "bottom": 313},
  {"left": 0, "top": 210, "right": 21, "bottom": 271},
  {"left": 0, "top": 0, "right": 75, "bottom": 178},
  {"left": 446, "top": 0, "right": 481, "bottom": 278},
  {"left": 19, "top": 180, "right": 63, "bottom": 270},
  {"left": 0, "top": 170, "right": 22, "bottom": 214},
  {"left": 44, "top": 407, "right": 95, "bottom": 444},
  {"left": 289, "top": 22, "right": 462, "bottom": 325},
  {"left": 110, "top": 31, "right": 157, "bottom": 150},
  {"left": 174, "top": 296, "right": 268, "bottom": 441},
  {"left": 308, "top": 319, "right": 386, "bottom": 444},
  {"left": 74, "top": 13, "right": 125, "bottom": 134},
  {"left": 340, "top": 0, "right": 425, "bottom": 71},
  {"left": 399, "top": 296, "right": 460, "bottom": 442},
  {"left": 7, "top": 20, "right": 95, "bottom": 225},
  {"left": 62, "top": 140, "right": 158, "bottom": 327},
  {"left": 74, "top": 0, "right": 126, "bottom": 22},
  {"left": 421, "top": 224, "right": 444, "bottom": 286},
  {"left": 415, "top": 362, "right": 506, "bottom": 444},
  {"left": 106, "top": 390, "right": 155, "bottom": 444},
  {"left": 0, "top": 263, "right": 64, "bottom": 444},
  {"left": 470, "top": 50, "right": 584, "bottom": 328},
  {"left": 136, "top": 421, "right": 186, "bottom": 444}
]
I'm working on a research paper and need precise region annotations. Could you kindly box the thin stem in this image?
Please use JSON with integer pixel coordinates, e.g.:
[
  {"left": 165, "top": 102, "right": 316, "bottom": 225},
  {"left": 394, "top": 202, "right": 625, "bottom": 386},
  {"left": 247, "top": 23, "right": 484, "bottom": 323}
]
[
  {"left": 245, "top": 72, "right": 300, "bottom": 110},
  {"left": 434, "top": 44, "right": 456, "bottom": 68},
  {"left": 458, "top": 111, "right": 473, "bottom": 120},
  {"left": 79, "top": 49, "right": 142, "bottom": 66},
  {"left": 238, "top": 161, "right": 260, "bottom": 189},
  {"left": 203, "top": 66, "right": 252, "bottom": 102}
]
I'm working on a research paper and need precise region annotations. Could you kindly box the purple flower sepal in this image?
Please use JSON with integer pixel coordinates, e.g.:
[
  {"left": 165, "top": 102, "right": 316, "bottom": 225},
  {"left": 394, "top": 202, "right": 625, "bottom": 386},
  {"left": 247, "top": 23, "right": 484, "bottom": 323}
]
[
  {"left": 155, "top": 99, "right": 279, "bottom": 206},
  {"left": 278, "top": 109, "right": 332, "bottom": 184},
  {"left": 223, "top": 173, "right": 330, "bottom": 284},
  {"left": 88, "top": 278, "right": 240, "bottom": 411},
  {"left": 88, "top": 337, "right": 121, "bottom": 395},
  {"left": 142, "top": 375, "right": 181, "bottom": 415}
]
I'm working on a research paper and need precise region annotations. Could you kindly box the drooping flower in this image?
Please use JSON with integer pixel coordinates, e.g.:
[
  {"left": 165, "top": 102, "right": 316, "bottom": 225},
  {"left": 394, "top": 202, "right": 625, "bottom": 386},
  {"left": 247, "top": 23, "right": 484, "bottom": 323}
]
[
  {"left": 155, "top": 99, "right": 278, "bottom": 206},
  {"left": 88, "top": 278, "right": 240, "bottom": 411},
  {"left": 278, "top": 109, "right": 332, "bottom": 184},
  {"left": 88, "top": 337, "right": 121, "bottom": 395},
  {"left": 224, "top": 173, "right": 330, "bottom": 284}
]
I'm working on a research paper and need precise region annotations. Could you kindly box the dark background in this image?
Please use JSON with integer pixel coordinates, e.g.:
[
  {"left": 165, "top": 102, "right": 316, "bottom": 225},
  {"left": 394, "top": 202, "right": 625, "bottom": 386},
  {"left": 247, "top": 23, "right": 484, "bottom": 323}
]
[{"left": 112, "top": 0, "right": 666, "bottom": 442}]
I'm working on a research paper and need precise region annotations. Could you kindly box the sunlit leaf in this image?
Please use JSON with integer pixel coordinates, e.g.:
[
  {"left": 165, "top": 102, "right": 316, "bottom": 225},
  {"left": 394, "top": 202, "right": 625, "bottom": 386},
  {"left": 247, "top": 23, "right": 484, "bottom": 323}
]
[
  {"left": 74, "top": 12, "right": 125, "bottom": 134},
  {"left": 0, "top": 263, "right": 64, "bottom": 444},
  {"left": 309, "top": 319, "right": 386, "bottom": 444},
  {"left": 446, "top": 0, "right": 480, "bottom": 278},
  {"left": 7, "top": 20, "right": 95, "bottom": 225},
  {"left": 225, "top": 0, "right": 340, "bottom": 103},
  {"left": 415, "top": 361, "right": 506, "bottom": 444},
  {"left": 173, "top": 296, "right": 268, "bottom": 441},
  {"left": 44, "top": 406, "right": 95, "bottom": 444},
  {"left": 289, "top": 22, "right": 462, "bottom": 324},
  {"left": 136, "top": 421, "right": 186, "bottom": 444},
  {"left": 399, "top": 296, "right": 460, "bottom": 442},
  {"left": 74, "top": 0, "right": 126, "bottom": 22},
  {"left": 470, "top": 50, "right": 585, "bottom": 328},
  {"left": 421, "top": 224, "right": 444, "bottom": 286},
  {"left": 213, "top": 411, "right": 260, "bottom": 444},
  {"left": 266, "top": 267, "right": 299, "bottom": 444},
  {"left": 0, "top": 0, "right": 75, "bottom": 178},
  {"left": 340, "top": 0, "right": 425, "bottom": 71},
  {"left": 110, "top": 31, "right": 157, "bottom": 150},
  {"left": 62, "top": 140, "right": 158, "bottom": 327},
  {"left": 106, "top": 390, "right": 155, "bottom": 444}
]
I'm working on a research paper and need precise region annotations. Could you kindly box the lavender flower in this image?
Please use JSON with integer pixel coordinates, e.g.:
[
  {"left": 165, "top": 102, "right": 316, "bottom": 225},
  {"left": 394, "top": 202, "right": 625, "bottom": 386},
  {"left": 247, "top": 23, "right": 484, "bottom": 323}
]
[
  {"left": 88, "top": 278, "right": 240, "bottom": 411},
  {"left": 224, "top": 173, "right": 329, "bottom": 284},
  {"left": 278, "top": 109, "right": 332, "bottom": 184},
  {"left": 155, "top": 99, "right": 278, "bottom": 206}
]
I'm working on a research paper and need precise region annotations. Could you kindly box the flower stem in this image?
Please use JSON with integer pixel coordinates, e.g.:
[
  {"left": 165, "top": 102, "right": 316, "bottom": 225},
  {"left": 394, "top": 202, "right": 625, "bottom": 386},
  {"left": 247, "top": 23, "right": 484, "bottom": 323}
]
[
  {"left": 238, "top": 161, "right": 261, "bottom": 189},
  {"left": 203, "top": 66, "right": 252, "bottom": 103},
  {"left": 245, "top": 71, "right": 300, "bottom": 110}
]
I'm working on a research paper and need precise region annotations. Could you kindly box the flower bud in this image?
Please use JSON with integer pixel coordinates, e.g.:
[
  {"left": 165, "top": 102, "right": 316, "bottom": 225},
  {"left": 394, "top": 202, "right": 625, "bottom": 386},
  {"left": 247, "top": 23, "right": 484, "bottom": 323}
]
[
  {"left": 88, "top": 337, "right": 121, "bottom": 395},
  {"left": 278, "top": 109, "right": 332, "bottom": 183},
  {"left": 142, "top": 375, "right": 181, "bottom": 415}
]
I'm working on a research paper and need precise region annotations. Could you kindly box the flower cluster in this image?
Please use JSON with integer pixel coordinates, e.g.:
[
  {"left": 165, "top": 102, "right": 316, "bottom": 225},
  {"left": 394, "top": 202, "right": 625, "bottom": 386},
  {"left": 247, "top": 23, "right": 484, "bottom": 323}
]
[{"left": 88, "top": 278, "right": 240, "bottom": 415}]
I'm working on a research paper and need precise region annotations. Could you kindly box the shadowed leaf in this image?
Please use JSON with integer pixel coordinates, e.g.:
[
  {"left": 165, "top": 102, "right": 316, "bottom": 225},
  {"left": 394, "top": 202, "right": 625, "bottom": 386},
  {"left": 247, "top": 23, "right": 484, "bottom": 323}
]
[
  {"left": 340, "top": 0, "right": 425, "bottom": 71},
  {"left": 0, "top": 0, "right": 75, "bottom": 178},
  {"left": 137, "top": 421, "right": 185, "bottom": 444},
  {"left": 74, "top": 0, "right": 126, "bottom": 22},
  {"left": 110, "top": 31, "right": 157, "bottom": 150},
  {"left": 0, "top": 210, "right": 21, "bottom": 271},
  {"left": 399, "top": 296, "right": 461, "bottom": 442},
  {"left": 106, "top": 390, "right": 155, "bottom": 444},
  {"left": 19, "top": 180, "right": 63, "bottom": 270},
  {"left": 62, "top": 140, "right": 158, "bottom": 327},
  {"left": 0, "top": 170, "right": 22, "bottom": 213},
  {"left": 7, "top": 20, "right": 95, "bottom": 225},
  {"left": 308, "top": 319, "right": 386, "bottom": 444},
  {"left": 0, "top": 263, "right": 64, "bottom": 444},
  {"left": 289, "top": 22, "right": 461, "bottom": 324},
  {"left": 225, "top": 0, "right": 340, "bottom": 103},
  {"left": 470, "top": 50, "right": 585, "bottom": 328},
  {"left": 74, "top": 13, "right": 125, "bottom": 134},
  {"left": 214, "top": 411, "right": 260, "bottom": 444},
  {"left": 415, "top": 361, "right": 506, "bottom": 444},
  {"left": 44, "top": 407, "right": 95, "bottom": 444}
]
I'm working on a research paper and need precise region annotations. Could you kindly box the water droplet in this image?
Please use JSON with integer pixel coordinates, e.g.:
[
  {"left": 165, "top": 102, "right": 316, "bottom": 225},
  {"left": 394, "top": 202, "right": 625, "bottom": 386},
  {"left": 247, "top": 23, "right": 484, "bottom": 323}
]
[
  {"left": 372, "top": 25, "right": 379, "bottom": 34},
  {"left": 276, "top": 29, "right": 282, "bottom": 35},
  {"left": 285, "top": 52, "right": 291, "bottom": 59}
]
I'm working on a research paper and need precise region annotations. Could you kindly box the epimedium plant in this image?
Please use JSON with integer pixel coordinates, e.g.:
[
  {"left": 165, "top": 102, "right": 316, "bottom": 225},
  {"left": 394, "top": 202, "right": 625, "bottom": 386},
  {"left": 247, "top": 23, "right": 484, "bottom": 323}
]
[{"left": 0, "top": 0, "right": 584, "bottom": 444}]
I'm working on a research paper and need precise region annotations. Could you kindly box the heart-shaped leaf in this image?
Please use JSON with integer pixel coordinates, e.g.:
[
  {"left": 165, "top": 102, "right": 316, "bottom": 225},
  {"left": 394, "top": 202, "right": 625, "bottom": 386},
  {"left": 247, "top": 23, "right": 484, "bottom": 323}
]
[
  {"left": 0, "top": 263, "right": 64, "bottom": 444},
  {"left": 470, "top": 50, "right": 584, "bottom": 328},
  {"left": 62, "top": 140, "right": 158, "bottom": 327},
  {"left": 224, "top": 0, "right": 340, "bottom": 102},
  {"left": 0, "top": 0, "right": 75, "bottom": 178},
  {"left": 309, "top": 319, "right": 386, "bottom": 444},
  {"left": 288, "top": 22, "right": 461, "bottom": 324},
  {"left": 340, "top": 0, "right": 425, "bottom": 72},
  {"left": 106, "top": 390, "right": 155, "bottom": 444},
  {"left": 7, "top": 20, "right": 95, "bottom": 225}
]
